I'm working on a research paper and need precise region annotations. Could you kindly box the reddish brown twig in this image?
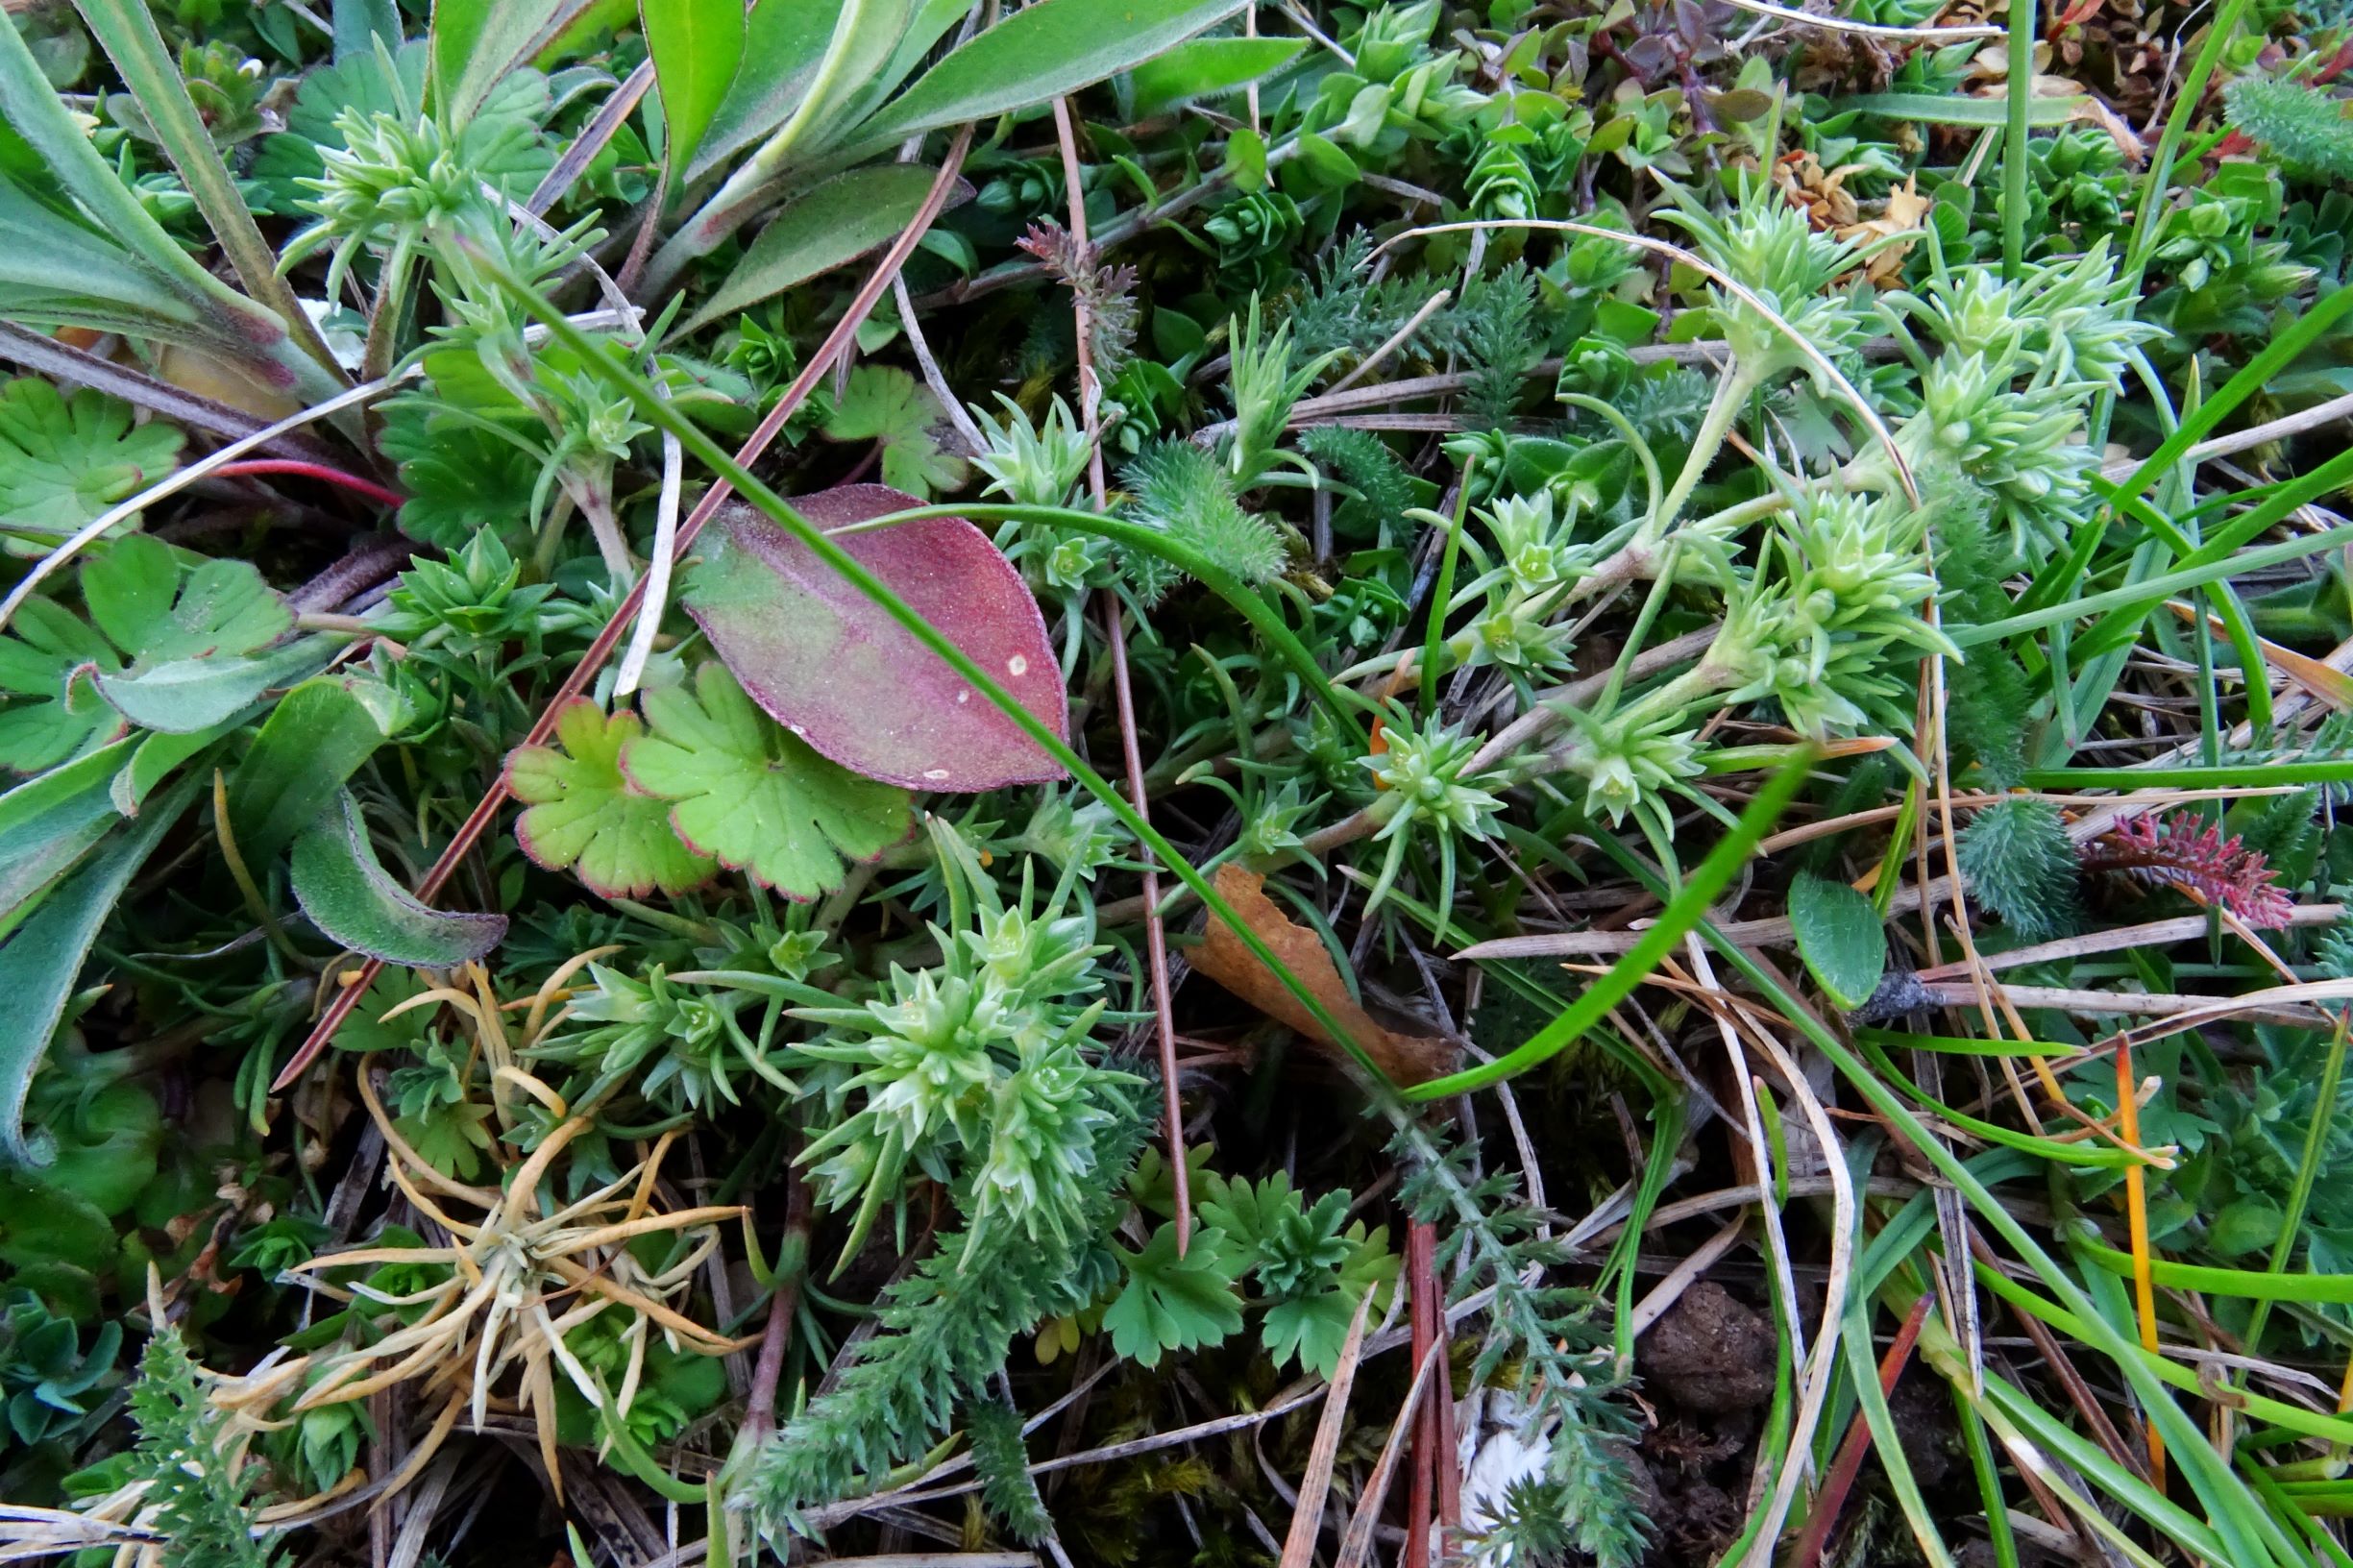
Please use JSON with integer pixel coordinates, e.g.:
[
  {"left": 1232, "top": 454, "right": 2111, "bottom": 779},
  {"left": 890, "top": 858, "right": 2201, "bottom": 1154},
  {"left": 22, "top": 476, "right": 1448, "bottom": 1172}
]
[
  {"left": 1407, "top": 1217, "right": 1439, "bottom": 1568},
  {"left": 269, "top": 129, "right": 977, "bottom": 1092},
  {"left": 1787, "top": 1293, "right": 1934, "bottom": 1568},
  {"left": 745, "top": 1153, "right": 813, "bottom": 1447},
  {"left": 1048, "top": 95, "right": 1189, "bottom": 1254}
]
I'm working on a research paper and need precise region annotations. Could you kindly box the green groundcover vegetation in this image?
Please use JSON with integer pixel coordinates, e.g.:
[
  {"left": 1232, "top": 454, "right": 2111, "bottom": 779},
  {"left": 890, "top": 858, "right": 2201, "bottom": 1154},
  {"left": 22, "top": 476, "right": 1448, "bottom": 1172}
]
[{"left": 5, "top": 1, "right": 2353, "bottom": 1564}]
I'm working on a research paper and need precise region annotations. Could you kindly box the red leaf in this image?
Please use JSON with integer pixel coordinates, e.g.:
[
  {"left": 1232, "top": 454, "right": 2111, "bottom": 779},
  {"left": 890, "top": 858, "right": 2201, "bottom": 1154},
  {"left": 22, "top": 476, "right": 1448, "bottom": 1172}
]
[
  {"left": 681, "top": 486, "right": 1068, "bottom": 792},
  {"left": 2080, "top": 810, "right": 2297, "bottom": 929}
]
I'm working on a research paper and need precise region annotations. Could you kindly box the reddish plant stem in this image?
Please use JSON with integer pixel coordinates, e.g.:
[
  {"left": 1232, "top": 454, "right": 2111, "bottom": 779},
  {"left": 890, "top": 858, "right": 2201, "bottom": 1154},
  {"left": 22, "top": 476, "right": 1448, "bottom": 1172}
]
[
  {"left": 1050, "top": 96, "right": 1189, "bottom": 1254},
  {"left": 1432, "top": 1244, "right": 1458, "bottom": 1531},
  {"left": 1407, "top": 1217, "right": 1438, "bottom": 1568},
  {"left": 212, "top": 459, "right": 404, "bottom": 507},
  {"left": 745, "top": 1153, "right": 813, "bottom": 1447},
  {"left": 1787, "top": 1293, "right": 1934, "bottom": 1568},
  {"left": 269, "top": 129, "right": 977, "bottom": 1093}
]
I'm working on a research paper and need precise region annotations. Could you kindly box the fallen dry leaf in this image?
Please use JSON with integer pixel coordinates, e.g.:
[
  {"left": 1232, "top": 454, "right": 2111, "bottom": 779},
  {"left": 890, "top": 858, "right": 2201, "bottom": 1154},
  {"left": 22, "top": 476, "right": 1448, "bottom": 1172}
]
[
  {"left": 1835, "top": 175, "right": 1932, "bottom": 286},
  {"left": 1193, "top": 865, "right": 1453, "bottom": 1085}
]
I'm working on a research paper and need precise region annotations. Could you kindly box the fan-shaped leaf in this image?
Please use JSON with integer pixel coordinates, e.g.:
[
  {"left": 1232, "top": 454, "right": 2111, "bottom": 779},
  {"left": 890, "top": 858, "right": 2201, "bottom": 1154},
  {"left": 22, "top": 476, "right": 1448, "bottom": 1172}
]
[
  {"left": 620, "top": 661, "right": 912, "bottom": 897},
  {"left": 0, "top": 536, "right": 290, "bottom": 771},
  {"left": 0, "top": 379, "right": 183, "bottom": 550},
  {"left": 507, "top": 698, "right": 717, "bottom": 898}
]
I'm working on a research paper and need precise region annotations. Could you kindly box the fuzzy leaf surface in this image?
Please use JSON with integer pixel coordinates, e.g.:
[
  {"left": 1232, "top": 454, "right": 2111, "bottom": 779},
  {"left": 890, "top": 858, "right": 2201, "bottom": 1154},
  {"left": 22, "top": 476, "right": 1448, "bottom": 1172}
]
[
  {"left": 684, "top": 165, "right": 953, "bottom": 332},
  {"left": 682, "top": 488, "right": 1066, "bottom": 792},
  {"left": 226, "top": 674, "right": 408, "bottom": 867},
  {"left": 1787, "top": 870, "right": 1886, "bottom": 1011},
  {"left": 621, "top": 661, "right": 912, "bottom": 897},
  {"left": 846, "top": 0, "right": 1248, "bottom": 157},
  {"left": 0, "top": 772, "right": 195, "bottom": 1166},
  {"left": 641, "top": 0, "right": 746, "bottom": 178},
  {"left": 0, "top": 536, "right": 289, "bottom": 772},
  {"left": 290, "top": 791, "right": 507, "bottom": 965}
]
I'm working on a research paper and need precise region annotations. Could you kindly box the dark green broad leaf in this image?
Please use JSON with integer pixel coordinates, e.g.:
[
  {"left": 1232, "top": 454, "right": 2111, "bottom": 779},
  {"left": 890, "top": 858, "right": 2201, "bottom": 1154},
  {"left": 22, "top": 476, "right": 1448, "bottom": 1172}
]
[
  {"left": 839, "top": 0, "right": 1250, "bottom": 160},
  {"left": 640, "top": 0, "right": 746, "bottom": 178},
  {"left": 0, "top": 772, "right": 196, "bottom": 1166},
  {"left": 0, "top": 1171, "right": 112, "bottom": 1266},
  {"left": 684, "top": 164, "right": 956, "bottom": 333},
  {"left": 1127, "top": 37, "right": 1303, "bottom": 120},
  {"left": 227, "top": 674, "right": 409, "bottom": 867},
  {"left": 1788, "top": 870, "right": 1887, "bottom": 1012},
  {"left": 290, "top": 791, "right": 507, "bottom": 966}
]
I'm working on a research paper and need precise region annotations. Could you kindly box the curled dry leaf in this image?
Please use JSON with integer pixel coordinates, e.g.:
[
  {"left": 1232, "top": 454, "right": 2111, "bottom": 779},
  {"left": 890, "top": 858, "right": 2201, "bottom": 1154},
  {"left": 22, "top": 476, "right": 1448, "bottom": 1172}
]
[
  {"left": 1192, "top": 865, "right": 1452, "bottom": 1086},
  {"left": 682, "top": 486, "right": 1067, "bottom": 793}
]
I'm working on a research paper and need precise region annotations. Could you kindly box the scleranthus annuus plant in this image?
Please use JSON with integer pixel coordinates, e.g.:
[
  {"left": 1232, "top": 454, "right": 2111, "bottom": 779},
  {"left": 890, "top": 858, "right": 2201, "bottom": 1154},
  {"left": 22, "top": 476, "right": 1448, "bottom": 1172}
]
[
  {"left": 790, "top": 821, "right": 1133, "bottom": 1266},
  {"left": 1360, "top": 705, "right": 1510, "bottom": 933}
]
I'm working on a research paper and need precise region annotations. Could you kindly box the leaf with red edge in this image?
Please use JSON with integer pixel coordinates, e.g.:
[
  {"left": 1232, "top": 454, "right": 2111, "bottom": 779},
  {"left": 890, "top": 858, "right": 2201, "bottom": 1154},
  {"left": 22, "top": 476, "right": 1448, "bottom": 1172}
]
[
  {"left": 620, "top": 662, "right": 914, "bottom": 898},
  {"left": 506, "top": 699, "right": 716, "bottom": 899},
  {"left": 681, "top": 487, "right": 1067, "bottom": 793}
]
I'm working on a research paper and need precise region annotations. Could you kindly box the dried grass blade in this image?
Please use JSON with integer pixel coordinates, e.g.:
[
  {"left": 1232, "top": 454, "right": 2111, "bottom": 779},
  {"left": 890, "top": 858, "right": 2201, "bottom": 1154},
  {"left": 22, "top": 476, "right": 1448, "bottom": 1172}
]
[{"left": 1278, "top": 1291, "right": 1375, "bottom": 1568}]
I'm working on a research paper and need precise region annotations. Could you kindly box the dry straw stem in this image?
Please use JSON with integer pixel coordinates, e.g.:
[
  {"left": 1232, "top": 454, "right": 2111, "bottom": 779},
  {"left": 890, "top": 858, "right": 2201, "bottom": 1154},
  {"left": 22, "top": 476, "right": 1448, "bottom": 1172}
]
[{"left": 1276, "top": 1291, "right": 1374, "bottom": 1568}]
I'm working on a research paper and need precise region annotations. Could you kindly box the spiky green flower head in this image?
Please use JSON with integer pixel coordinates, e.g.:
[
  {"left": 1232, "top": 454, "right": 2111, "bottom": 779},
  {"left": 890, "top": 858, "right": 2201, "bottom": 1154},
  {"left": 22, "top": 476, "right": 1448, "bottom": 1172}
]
[
  {"left": 1010, "top": 790, "right": 1125, "bottom": 879},
  {"left": 971, "top": 393, "right": 1091, "bottom": 510},
  {"left": 796, "top": 963, "right": 1008, "bottom": 1234},
  {"left": 2016, "top": 241, "right": 2163, "bottom": 390},
  {"left": 1900, "top": 243, "right": 2157, "bottom": 393},
  {"left": 966, "top": 1033, "right": 1120, "bottom": 1253},
  {"left": 1360, "top": 706, "right": 1509, "bottom": 934},
  {"left": 961, "top": 891, "right": 1103, "bottom": 1017},
  {"left": 1236, "top": 776, "right": 1324, "bottom": 864},
  {"left": 1707, "top": 543, "right": 1946, "bottom": 740},
  {"left": 1774, "top": 490, "right": 1939, "bottom": 625},
  {"left": 380, "top": 529, "right": 564, "bottom": 645},
  {"left": 1654, "top": 176, "right": 1877, "bottom": 388},
  {"left": 539, "top": 367, "right": 649, "bottom": 466},
  {"left": 1553, "top": 707, "right": 1702, "bottom": 829},
  {"left": 429, "top": 208, "right": 607, "bottom": 373},
  {"left": 1901, "top": 265, "right": 2025, "bottom": 362},
  {"left": 1223, "top": 298, "right": 1339, "bottom": 491},
  {"left": 792, "top": 822, "right": 1120, "bottom": 1262},
  {"left": 531, "top": 962, "right": 790, "bottom": 1115},
  {"left": 284, "top": 108, "right": 477, "bottom": 301},
  {"left": 1464, "top": 600, "right": 1578, "bottom": 676},
  {"left": 1480, "top": 490, "right": 1575, "bottom": 595},
  {"left": 1902, "top": 350, "right": 2097, "bottom": 560}
]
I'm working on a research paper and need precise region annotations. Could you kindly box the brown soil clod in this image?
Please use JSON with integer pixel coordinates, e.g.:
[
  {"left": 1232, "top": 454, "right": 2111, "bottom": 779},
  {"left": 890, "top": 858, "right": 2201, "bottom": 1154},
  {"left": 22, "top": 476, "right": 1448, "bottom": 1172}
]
[{"left": 1637, "top": 1282, "right": 1777, "bottom": 1416}]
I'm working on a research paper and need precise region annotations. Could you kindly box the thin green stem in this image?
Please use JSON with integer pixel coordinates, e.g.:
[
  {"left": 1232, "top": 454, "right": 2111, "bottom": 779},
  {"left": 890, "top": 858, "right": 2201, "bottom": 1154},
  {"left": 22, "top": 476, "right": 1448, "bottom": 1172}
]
[
  {"left": 2000, "top": 0, "right": 2036, "bottom": 280},
  {"left": 1421, "top": 466, "right": 1476, "bottom": 715},
  {"left": 492, "top": 260, "right": 1403, "bottom": 1098},
  {"left": 2241, "top": 1013, "right": 2351, "bottom": 1360}
]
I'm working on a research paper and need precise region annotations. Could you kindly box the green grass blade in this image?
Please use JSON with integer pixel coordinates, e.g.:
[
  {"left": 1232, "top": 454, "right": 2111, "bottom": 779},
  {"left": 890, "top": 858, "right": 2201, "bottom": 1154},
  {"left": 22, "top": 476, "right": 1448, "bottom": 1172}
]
[{"left": 1404, "top": 750, "right": 1812, "bottom": 1101}]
